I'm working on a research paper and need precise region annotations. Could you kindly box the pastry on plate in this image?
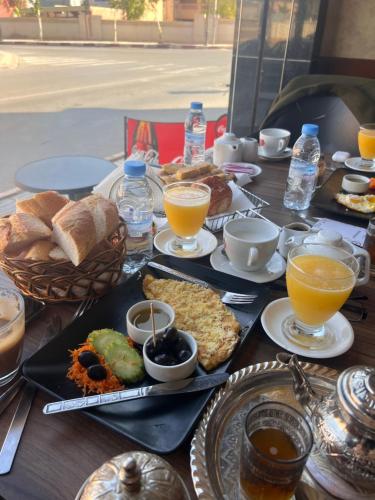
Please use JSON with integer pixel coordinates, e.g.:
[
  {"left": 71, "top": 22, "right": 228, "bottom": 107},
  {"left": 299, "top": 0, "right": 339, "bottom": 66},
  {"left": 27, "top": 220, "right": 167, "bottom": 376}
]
[{"left": 335, "top": 193, "right": 375, "bottom": 213}]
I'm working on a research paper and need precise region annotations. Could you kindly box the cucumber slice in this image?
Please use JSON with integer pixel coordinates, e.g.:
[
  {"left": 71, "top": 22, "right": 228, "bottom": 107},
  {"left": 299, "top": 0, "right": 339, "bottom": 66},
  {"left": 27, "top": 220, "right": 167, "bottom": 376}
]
[
  {"left": 88, "top": 329, "right": 126, "bottom": 354},
  {"left": 104, "top": 343, "right": 144, "bottom": 384}
]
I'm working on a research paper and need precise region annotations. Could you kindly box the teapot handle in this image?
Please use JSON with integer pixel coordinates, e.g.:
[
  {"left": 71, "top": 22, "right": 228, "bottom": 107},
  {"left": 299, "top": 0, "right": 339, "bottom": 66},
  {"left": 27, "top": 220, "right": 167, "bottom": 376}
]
[{"left": 352, "top": 246, "right": 370, "bottom": 286}]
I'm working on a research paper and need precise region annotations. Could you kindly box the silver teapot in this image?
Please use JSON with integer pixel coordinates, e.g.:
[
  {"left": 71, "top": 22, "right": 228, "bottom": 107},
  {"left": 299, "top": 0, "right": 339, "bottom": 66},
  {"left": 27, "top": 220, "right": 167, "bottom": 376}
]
[{"left": 277, "top": 353, "right": 375, "bottom": 495}]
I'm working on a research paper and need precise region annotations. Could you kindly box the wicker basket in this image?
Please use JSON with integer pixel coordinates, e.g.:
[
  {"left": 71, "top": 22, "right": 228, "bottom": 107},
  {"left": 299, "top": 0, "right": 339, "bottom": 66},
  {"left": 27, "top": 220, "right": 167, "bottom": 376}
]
[{"left": 0, "top": 222, "right": 127, "bottom": 303}]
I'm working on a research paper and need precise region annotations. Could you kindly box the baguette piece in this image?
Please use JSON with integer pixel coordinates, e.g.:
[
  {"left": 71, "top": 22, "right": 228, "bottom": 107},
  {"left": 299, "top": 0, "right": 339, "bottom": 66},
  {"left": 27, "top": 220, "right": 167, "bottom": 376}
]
[
  {"left": 0, "top": 213, "right": 51, "bottom": 254},
  {"left": 16, "top": 191, "right": 69, "bottom": 228},
  {"left": 51, "top": 195, "right": 119, "bottom": 266},
  {"left": 24, "top": 240, "right": 55, "bottom": 261},
  {"left": 49, "top": 245, "right": 69, "bottom": 261}
]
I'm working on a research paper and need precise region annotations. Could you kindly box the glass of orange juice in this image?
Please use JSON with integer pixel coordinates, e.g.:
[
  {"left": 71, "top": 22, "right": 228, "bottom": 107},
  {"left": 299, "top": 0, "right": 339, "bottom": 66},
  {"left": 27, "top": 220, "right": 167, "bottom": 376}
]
[
  {"left": 358, "top": 123, "right": 375, "bottom": 165},
  {"left": 163, "top": 181, "right": 211, "bottom": 254},
  {"left": 283, "top": 243, "right": 359, "bottom": 349}
]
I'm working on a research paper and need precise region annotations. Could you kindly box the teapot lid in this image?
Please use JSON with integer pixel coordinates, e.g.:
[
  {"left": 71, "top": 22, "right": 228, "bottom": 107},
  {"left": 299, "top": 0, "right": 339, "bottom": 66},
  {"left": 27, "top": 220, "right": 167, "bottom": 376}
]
[
  {"left": 304, "top": 229, "right": 343, "bottom": 246},
  {"left": 215, "top": 132, "right": 241, "bottom": 144},
  {"left": 338, "top": 366, "right": 375, "bottom": 433},
  {"left": 77, "top": 451, "right": 191, "bottom": 500}
]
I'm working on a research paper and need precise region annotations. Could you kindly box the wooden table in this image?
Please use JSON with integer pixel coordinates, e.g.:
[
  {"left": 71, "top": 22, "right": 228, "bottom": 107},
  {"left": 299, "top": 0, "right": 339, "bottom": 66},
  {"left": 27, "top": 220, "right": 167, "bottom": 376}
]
[{"left": 1, "top": 161, "right": 374, "bottom": 500}]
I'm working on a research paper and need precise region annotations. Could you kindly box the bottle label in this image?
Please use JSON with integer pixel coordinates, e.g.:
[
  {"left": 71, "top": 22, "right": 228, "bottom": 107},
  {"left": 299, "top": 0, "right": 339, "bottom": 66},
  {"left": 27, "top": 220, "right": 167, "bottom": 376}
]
[{"left": 185, "top": 131, "right": 205, "bottom": 146}]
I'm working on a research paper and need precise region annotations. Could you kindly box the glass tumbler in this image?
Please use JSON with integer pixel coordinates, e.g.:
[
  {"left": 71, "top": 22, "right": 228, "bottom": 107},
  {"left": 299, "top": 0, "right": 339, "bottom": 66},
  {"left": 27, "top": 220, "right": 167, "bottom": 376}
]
[
  {"left": 0, "top": 287, "right": 25, "bottom": 386},
  {"left": 240, "top": 401, "right": 313, "bottom": 500}
]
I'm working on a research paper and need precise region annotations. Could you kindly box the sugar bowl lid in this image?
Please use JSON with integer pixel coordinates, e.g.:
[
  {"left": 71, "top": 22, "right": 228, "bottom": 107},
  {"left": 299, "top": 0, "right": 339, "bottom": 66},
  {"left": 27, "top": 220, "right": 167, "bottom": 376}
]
[
  {"left": 76, "top": 451, "right": 191, "bottom": 500},
  {"left": 337, "top": 366, "right": 375, "bottom": 435}
]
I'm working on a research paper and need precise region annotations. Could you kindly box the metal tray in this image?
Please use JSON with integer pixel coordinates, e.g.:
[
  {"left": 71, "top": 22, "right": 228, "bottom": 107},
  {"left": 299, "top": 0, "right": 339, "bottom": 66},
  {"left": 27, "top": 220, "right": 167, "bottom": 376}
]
[
  {"left": 190, "top": 360, "right": 339, "bottom": 499},
  {"left": 23, "top": 255, "right": 270, "bottom": 454}
]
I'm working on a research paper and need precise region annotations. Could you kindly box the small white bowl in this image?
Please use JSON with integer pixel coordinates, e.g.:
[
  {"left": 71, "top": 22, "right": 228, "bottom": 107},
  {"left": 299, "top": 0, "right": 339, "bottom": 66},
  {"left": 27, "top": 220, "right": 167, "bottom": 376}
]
[
  {"left": 143, "top": 330, "right": 198, "bottom": 382},
  {"left": 341, "top": 174, "right": 369, "bottom": 194},
  {"left": 126, "top": 300, "right": 175, "bottom": 345}
]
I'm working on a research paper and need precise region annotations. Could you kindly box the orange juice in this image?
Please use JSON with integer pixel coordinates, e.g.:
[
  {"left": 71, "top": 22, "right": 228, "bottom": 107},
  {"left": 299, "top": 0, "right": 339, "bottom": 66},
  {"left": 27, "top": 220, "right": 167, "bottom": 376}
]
[
  {"left": 286, "top": 255, "right": 355, "bottom": 326},
  {"left": 164, "top": 186, "right": 210, "bottom": 237},
  {"left": 358, "top": 129, "right": 375, "bottom": 160}
]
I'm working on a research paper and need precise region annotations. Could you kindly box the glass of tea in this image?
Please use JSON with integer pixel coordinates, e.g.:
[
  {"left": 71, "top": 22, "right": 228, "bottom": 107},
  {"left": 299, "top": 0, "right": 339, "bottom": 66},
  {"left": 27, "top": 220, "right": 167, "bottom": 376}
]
[
  {"left": 163, "top": 181, "right": 211, "bottom": 255},
  {"left": 240, "top": 401, "right": 313, "bottom": 500},
  {"left": 0, "top": 287, "right": 25, "bottom": 386}
]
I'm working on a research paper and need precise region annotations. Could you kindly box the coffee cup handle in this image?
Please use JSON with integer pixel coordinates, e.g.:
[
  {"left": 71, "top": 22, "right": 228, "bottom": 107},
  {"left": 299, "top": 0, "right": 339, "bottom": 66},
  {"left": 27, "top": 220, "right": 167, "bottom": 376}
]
[
  {"left": 278, "top": 138, "right": 288, "bottom": 152},
  {"left": 247, "top": 247, "right": 259, "bottom": 267},
  {"left": 353, "top": 246, "right": 370, "bottom": 286}
]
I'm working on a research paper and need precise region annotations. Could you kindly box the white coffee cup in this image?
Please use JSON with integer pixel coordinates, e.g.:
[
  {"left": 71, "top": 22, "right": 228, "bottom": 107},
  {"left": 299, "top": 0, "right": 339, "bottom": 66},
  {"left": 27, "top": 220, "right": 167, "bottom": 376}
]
[
  {"left": 278, "top": 222, "right": 311, "bottom": 259},
  {"left": 240, "top": 137, "right": 258, "bottom": 163},
  {"left": 224, "top": 218, "right": 280, "bottom": 272},
  {"left": 259, "top": 128, "right": 290, "bottom": 157}
]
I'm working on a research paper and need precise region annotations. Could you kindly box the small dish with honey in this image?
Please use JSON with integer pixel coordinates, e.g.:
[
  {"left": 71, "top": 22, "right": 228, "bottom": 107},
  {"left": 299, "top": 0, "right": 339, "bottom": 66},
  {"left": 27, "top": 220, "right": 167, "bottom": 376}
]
[{"left": 126, "top": 300, "right": 175, "bottom": 345}]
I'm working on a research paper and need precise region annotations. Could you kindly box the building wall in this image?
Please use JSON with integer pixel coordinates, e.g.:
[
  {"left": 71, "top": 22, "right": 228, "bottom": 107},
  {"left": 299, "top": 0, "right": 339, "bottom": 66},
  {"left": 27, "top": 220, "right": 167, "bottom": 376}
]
[{"left": 320, "top": 0, "right": 375, "bottom": 59}]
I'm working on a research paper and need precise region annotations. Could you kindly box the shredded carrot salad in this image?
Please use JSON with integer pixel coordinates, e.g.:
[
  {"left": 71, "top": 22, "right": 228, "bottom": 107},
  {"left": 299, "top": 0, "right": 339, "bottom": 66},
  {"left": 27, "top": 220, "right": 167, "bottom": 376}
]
[{"left": 67, "top": 343, "right": 124, "bottom": 395}]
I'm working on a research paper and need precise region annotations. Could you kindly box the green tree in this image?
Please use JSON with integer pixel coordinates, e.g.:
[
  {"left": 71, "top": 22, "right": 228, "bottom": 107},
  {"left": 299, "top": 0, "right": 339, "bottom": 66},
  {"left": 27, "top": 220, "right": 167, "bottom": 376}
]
[
  {"left": 217, "top": 0, "right": 235, "bottom": 19},
  {"left": 108, "top": 0, "right": 160, "bottom": 43}
]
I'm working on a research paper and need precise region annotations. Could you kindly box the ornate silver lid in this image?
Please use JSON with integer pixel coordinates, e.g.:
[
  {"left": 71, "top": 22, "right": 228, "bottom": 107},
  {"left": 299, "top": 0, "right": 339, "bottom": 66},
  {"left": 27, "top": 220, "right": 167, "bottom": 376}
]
[
  {"left": 337, "top": 366, "right": 375, "bottom": 434},
  {"left": 77, "top": 451, "right": 191, "bottom": 500}
]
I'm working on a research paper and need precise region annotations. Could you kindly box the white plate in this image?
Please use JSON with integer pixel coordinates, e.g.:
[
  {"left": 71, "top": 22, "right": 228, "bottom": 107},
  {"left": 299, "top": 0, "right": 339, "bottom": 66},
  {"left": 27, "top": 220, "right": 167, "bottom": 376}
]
[
  {"left": 344, "top": 157, "right": 375, "bottom": 172},
  {"left": 210, "top": 245, "right": 286, "bottom": 283},
  {"left": 258, "top": 147, "right": 292, "bottom": 161},
  {"left": 261, "top": 297, "right": 354, "bottom": 359},
  {"left": 154, "top": 228, "right": 217, "bottom": 259},
  {"left": 222, "top": 162, "right": 262, "bottom": 177}
]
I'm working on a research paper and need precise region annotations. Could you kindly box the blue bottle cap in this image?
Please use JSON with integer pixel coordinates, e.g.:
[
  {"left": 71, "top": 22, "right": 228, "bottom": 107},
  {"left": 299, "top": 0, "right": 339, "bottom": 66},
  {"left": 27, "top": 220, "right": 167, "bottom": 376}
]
[
  {"left": 302, "top": 124, "right": 319, "bottom": 136},
  {"left": 124, "top": 160, "right": 146, "bottom": 176},
  {"left": 190, "top": 102, "right": 203, "bottom": 110}
]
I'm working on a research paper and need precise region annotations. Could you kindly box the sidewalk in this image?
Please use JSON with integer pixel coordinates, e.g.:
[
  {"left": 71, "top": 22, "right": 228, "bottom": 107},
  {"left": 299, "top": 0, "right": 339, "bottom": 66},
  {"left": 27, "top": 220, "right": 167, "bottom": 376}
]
[{"left": 1, "top": 39, "right": 232, "bottom": 49}]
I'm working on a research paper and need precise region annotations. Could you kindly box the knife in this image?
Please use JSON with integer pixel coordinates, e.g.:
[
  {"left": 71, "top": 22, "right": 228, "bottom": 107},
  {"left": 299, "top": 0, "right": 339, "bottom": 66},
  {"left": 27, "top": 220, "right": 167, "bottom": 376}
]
[
  {"left": 43, "top": 373, "right": 229, "bottom": 415},
  {"left": 148, "top": 261, "right": 212, "bottom": 288}
]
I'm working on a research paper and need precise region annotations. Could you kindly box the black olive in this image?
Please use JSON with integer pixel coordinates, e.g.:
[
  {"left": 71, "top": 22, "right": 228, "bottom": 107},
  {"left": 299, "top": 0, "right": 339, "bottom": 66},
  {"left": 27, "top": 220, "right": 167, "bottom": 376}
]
[
  {"left": 78, "top": 350, "right": 100, "bottom": 368},
  {"left": 87, "top": 364, "right": 107, "bottom": 381},
  {"left": 177, "top": 349, "right": 192, "bottom": 363},
  {"left": 154, "top": 353, "right": 178, "bottom": 366},
  {"left": 174, "top": 337, "right": 189, "bottom": 353}
]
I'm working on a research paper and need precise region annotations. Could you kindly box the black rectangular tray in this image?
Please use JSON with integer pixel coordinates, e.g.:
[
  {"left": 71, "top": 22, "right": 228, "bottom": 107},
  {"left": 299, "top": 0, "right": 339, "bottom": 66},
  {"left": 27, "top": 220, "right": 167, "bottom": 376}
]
[
  {"left": 23, "top": 254, "right": 270, "bottom": 454},
  {"left": 312, "top": 168, "right": 374, "bottom": 224}
]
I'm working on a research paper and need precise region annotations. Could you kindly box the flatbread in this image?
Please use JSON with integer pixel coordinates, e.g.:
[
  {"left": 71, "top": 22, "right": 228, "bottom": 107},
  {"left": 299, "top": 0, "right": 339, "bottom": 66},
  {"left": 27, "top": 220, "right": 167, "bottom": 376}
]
[{"left": 143, "top": 274, "right": 240, "bottom": 371}]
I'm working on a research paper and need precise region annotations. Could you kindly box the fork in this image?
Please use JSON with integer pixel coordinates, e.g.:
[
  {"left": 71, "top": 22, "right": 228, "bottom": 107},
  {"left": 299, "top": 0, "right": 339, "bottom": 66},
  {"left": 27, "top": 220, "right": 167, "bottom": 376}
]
[
  {"left": 147, "top": 262, "right": 257, "bottom": 305},
  {"left": 72, "top": 296, "right": 97, "bottom": 321}
]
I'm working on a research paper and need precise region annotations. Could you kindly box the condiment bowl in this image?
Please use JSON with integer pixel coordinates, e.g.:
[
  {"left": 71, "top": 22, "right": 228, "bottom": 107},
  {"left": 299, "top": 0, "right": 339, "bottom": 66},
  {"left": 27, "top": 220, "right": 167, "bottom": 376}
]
[
  {"left": 341, "top": 174, "right": 369, "bottom": 194},
  {"left": 126, "top": 300, "right": 175, "bottom": 345},
  {"left": 143, "top": 330, "right": 198, "bottom": 382}
]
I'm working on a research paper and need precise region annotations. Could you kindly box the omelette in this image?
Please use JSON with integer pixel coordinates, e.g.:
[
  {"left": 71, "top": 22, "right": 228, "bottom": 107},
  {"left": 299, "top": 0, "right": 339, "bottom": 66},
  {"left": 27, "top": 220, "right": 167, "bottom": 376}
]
[
  {"left": 335, "top": 193, "right": 375, "bottom": 214},
  {"left": 143, "top": 274, "right": 241, "bottom": 371}
]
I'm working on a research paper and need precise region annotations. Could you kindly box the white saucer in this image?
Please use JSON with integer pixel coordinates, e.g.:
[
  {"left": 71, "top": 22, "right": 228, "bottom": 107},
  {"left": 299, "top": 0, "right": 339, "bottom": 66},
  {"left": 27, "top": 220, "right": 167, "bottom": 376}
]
[
  {"left": 258, "top": 147, "right": 292, "bottom": 161},
  {"left": 210, "top": 245, "right": 286, "bottom": 283},
  {"left": 154, "top": 228, "right": 217, "bottom": 259},
  {"left": 222, "top": 162, "right": 262, "bottom": 177},
  {"left": 344, "top": 157, "right": 375, "bottom": 172},
  {"left": 261, "top": 298, "right": 354, "bottom": 359}
]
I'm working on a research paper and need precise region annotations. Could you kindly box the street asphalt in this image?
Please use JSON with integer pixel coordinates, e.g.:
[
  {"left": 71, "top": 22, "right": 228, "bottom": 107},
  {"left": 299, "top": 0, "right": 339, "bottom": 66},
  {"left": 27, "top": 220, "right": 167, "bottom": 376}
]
[{"left": 0, "top": 45, "right": 232, "bottom": 192}]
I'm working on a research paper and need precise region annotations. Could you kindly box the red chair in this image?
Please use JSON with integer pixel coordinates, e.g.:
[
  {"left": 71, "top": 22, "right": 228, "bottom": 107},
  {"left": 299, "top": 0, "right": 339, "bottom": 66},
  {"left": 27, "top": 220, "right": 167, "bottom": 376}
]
[{"left": 124, "top": 114, "right": 227, "bottom": 164}]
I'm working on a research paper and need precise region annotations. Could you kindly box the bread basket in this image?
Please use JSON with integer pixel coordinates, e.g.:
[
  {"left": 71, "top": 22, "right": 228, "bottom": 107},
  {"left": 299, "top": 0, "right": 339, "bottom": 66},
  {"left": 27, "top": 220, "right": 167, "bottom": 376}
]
[{"left": 0, "top": 221, "right": 127, "bottom": 303}]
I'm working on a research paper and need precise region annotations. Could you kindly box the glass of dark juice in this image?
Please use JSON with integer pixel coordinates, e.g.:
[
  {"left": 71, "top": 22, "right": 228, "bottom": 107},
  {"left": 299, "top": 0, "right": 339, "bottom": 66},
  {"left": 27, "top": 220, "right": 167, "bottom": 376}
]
[{"left": 240, "top": 401, "right": 313, "bottom": 500}]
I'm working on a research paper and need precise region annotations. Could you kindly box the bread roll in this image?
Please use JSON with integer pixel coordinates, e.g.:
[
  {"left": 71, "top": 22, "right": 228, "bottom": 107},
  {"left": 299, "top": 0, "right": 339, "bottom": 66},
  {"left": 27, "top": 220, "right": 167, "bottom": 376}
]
[
  {"left": 51, "top": 194, "right": 119, "bottom": 266},
  {"left": 16, "top": 191, "right": 69, "bottom": 228},
  {"left": 0, "top": 213, "right": 51, "bottom": 254},
  {"left": 24, "top": 240, "right": 55, "bottom": 261},
  {"left": 199, "top": 176, "right": 233, "bottom": 216}
]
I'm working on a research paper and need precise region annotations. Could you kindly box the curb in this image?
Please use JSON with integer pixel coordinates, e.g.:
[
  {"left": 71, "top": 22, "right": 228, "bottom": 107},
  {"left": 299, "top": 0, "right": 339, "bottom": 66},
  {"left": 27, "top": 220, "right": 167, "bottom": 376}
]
[{"left": 0, "top": 39, "right": 231, "bottom": 49}]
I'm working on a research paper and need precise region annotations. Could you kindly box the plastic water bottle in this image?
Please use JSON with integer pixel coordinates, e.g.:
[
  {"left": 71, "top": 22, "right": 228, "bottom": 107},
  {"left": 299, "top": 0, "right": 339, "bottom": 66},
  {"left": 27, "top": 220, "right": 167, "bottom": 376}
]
[
  {"left": 283, "top": 124, "right": 321, "bottom": 210},
  {"left": 116, "top": 160, "right": 153, "bottom": 273},
  {"left": 184, "top": 102, "right": 207, "bottom": 165}
]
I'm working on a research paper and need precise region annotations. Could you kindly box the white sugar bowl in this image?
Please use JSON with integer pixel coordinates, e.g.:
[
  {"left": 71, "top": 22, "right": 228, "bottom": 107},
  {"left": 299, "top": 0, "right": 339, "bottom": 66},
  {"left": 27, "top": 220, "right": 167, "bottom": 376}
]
[{"left": 303, "top": 229, "right": 370, "bottom": 286}]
